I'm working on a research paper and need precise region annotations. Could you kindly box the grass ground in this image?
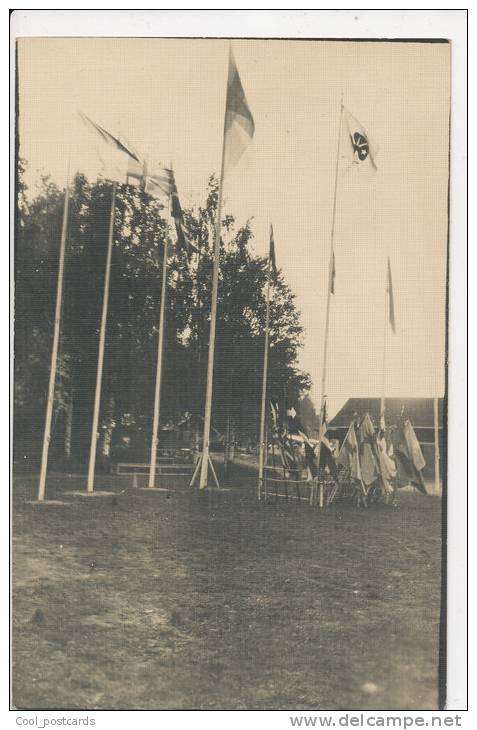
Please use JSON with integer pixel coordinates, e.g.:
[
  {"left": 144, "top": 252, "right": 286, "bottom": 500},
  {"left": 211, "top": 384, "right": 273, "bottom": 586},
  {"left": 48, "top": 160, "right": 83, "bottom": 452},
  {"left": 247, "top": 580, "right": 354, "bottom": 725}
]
[{"left": 12, "top": 464, "right": 442, "bottom": 710}]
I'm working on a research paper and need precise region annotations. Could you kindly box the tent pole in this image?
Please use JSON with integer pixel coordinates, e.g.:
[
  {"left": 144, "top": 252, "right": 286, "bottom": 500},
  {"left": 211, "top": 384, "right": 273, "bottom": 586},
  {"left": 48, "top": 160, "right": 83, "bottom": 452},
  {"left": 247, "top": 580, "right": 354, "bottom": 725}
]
[
  {"left": 86, "top": 181, "right": 117, "bottom": 493},
  {"left": 37, "top": 168, "right": 71, "bottom": 501}
]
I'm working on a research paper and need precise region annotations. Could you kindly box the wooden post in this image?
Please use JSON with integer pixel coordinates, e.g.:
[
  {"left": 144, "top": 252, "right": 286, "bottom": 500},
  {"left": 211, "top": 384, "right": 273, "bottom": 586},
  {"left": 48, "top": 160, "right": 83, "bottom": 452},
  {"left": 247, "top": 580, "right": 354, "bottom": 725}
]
[
  {"left": 37, "top": 173, "right": 70, "bottom": 501},
  {"left": 258, "top": 250, "right": 272, "bottom": 500},
  {"left": 86, "top": 182, "right": 117, "bottom": 493},
  {"left": 148, "top": 194, "right": 172, "bottom": 488}
]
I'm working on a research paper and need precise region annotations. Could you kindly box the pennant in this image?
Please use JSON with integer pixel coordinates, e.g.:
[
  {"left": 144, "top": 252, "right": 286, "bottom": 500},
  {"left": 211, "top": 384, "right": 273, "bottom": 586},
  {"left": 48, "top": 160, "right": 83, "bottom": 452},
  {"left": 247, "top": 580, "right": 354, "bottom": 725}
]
[
  {"left": 223, "top": 48, "right": 255, "bottom": 175},
  {"left": 387, "top": 257, "right": 396, "bottom": 334},
  {"left": 269, "top": 224, "right": 277, "bottom": 276},
  {"left": 343, "top": 106, "right": 377, "bottom": 171}
]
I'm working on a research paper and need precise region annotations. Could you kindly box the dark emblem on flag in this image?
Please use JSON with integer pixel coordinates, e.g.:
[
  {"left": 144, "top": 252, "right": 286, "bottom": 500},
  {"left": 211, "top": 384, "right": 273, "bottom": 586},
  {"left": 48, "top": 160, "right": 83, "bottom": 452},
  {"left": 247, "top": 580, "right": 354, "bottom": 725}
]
[{"left": 350, "top": 131, "right": 369, "bottom": 161}]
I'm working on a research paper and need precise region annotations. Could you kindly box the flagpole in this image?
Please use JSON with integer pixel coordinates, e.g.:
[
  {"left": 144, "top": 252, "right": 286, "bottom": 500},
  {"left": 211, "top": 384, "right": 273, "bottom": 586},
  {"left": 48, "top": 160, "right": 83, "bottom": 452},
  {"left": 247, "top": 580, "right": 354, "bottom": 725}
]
[
  {"left": 434, "top": 396, "right": 440, "bottom": 494},
  {"left": 258, "top": 243, "right": 272, "bottom": 500},
  {"left": 381, "top": 259, "right": 389, "bottom": 425},
  {"left": 198, "top": 87, "right": 228, "bottom": 490},
  {"left": 86, "top": 181, "right": 117, "bottom": 493},
  {"left": 315, "top": 98, "right": 344, "bottom": 507},
  {"left": 37, "top": 167, "right": 71, "bottom": 502},
  {"left": 148, "top": 193, "right": 172, "bottom": 488}
]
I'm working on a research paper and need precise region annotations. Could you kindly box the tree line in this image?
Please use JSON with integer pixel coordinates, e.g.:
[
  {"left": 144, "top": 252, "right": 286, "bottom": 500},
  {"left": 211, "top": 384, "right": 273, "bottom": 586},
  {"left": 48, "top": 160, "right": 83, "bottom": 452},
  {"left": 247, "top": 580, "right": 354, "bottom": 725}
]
[{"left": 14, "top": 161, "right": 313, "bottom": 470}]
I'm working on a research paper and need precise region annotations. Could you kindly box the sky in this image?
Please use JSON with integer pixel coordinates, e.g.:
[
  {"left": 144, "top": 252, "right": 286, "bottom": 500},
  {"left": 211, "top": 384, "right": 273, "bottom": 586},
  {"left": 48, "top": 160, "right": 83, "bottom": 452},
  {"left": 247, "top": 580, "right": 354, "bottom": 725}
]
[{"left": 17, "top": 37, "right": 450, "bottom": 418}]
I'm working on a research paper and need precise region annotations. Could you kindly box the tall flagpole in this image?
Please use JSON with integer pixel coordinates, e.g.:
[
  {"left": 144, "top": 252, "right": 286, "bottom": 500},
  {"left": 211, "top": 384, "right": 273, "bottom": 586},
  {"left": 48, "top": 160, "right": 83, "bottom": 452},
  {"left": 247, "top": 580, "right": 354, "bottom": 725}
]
[
  {"left": 258, "top": 241, "right": 272, "bottom": 500},
  {"left": 381, "top": 261, "right": 389, "bottom": 425},
  {"left": 148, "top": 191, "right": 172, "bottom": 488},
  {"left": 86, "top": 181, "right": 117, "bottom": 493},
  {"left": 198, "top": 88, "right": 228, "bottom": 490},
  {"left": 434, "top": 396, "right": 440, "bottom": 494},
  {"left": 37, "top": 168, "right": 71, "bottom": 502},
  {"left": 315, "top": 98, "right": 344, "bottom": 507}
]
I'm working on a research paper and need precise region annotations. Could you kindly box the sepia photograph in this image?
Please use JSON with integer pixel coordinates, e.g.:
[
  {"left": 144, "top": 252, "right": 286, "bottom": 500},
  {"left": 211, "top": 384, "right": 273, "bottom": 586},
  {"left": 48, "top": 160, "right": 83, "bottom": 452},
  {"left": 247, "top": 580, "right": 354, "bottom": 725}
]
[{"left": 10, "top": 10, "right": 466, "bottom": 717}]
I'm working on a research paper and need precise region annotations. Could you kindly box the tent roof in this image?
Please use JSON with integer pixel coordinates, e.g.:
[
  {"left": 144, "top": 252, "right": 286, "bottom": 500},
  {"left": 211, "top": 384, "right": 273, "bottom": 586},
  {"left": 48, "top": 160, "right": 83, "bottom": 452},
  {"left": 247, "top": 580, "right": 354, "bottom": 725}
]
[{"left": 329, "top": 397, "right": 444, "bottom": 430}]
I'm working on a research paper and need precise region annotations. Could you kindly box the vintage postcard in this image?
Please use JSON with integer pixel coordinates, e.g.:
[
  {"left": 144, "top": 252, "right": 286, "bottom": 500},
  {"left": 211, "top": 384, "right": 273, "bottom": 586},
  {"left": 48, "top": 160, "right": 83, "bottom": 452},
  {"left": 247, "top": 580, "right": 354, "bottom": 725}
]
[{"left": 10, "top": 9, "right": 467, "bottom": 721}]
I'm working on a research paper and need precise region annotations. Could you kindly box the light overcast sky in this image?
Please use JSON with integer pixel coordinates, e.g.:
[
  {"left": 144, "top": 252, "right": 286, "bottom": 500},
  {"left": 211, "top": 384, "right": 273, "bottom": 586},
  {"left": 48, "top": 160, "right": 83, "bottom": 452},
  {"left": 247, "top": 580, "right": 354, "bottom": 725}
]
[{"left": 18, "top": 38, "right": 450, "bottom": 417}]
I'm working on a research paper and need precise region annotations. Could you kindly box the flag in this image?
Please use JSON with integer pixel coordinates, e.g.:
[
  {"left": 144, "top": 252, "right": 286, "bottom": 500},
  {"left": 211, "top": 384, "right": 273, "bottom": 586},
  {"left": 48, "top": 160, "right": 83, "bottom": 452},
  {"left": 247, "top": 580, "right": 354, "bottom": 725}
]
[
  {"left": 223, "top": 48, "right": 255, "bottom": 175},
  {"left": 79, "top": 111, "right": 175, "bottom": 196},
  {"left": 386, "top": 257, "right": 396, "bottom": 333},
  {"left": 337, "top": 422, "right": 362, "bottom": 481},
  {"left": 170, "top": 185, "right": 197, "bottom": 256},
  {"left": 319, "top": 398, "right": 328, "bottom": 439},
  {"left": 144, "top": 168, "right": 175, "bottom": 197},
  {"left": 343, "top": 106, "right": 377, "bottom": 170},
  {"left": 392, "top": 419, "right": 427, "bottom": 493},
  {"left": 357, "top": 413, "right": 380, "bottom": 486},
  {"left": 269, "top": 224, "right": 277, "bottom": 276},
  {"left": 79, "top": 111, "right": 141, "bottom": 165},
  {"left": 330, "top": 250, "right": 336, "bottom": 294}
]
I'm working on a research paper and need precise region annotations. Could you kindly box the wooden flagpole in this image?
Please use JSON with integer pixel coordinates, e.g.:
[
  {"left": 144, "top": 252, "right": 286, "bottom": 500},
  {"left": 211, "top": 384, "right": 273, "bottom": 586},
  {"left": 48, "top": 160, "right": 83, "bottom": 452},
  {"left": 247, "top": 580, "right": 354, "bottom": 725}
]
[
  {"left": 196, "top": 63, "right": 229, "bottom": 491},
  {"left": 148, "top": 190, "right": 172, "bottom": 488},
  {"left": 434, "top": 396, "right": 440, "bottom": 494},
  {"left": 380, "top": 260, "right": 389, "bottom": 426},
  {"left": 315, "top": 98, "right": 344, "bottom": 508},
  {"left": 86, "top": 181, "right": 117, "bottom": 493},
  {"left": 258, "top": 243, "right": 272, "bottom": 500},
  {"left": 37, "top": 168, "right": 71, "bottom": 502}
]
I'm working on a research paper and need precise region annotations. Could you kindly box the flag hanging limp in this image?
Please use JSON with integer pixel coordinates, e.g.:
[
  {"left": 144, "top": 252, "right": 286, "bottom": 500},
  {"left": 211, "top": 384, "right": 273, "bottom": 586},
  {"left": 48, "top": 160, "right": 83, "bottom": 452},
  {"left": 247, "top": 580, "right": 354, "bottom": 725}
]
[
  {"left": 269, "top": 224, "right": 277, "bottom": 276},
  {"left": 386, "top": 257, "right": 396, "bottom": 334},
  {"left": 343, "top": 106, "right": 377, "bottom": 170},
  {"left": 223, "top": 48, "right": 255, "bottom": 175},
  {"left": 170, "top": 183, "right": 197, "bottom": 256},
  {"left": 337, "top": 421, "right": 362, "bottom": 481}
]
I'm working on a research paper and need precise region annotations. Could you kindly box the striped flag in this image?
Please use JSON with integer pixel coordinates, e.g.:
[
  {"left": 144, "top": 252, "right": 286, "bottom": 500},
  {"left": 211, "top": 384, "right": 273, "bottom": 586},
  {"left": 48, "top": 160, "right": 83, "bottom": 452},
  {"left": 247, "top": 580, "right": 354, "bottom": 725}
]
[
  {"left": 223, "top": 48, "right": 255, "bottom": 175},
  {"left": 387, "top": 257, "right": 396, "bottom": 333}
]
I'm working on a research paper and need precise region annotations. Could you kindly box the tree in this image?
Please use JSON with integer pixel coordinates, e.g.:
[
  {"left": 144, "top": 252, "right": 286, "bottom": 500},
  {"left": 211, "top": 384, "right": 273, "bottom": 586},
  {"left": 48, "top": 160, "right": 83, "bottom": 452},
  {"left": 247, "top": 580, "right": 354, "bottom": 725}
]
[{"left": 14, "top": 164, "right": 311, "bottom": 468}]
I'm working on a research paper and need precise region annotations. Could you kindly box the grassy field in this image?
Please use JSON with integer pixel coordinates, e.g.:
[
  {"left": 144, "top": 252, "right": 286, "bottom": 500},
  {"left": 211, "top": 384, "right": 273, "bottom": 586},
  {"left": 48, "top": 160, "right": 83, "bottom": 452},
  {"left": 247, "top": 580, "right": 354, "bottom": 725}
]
[{"left": 12, "top": 464, "right": 443, "bottom": 710}]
